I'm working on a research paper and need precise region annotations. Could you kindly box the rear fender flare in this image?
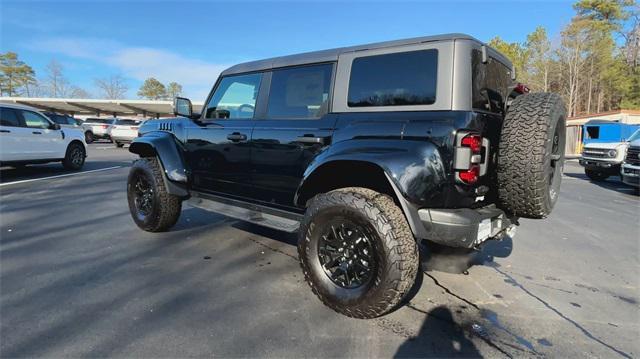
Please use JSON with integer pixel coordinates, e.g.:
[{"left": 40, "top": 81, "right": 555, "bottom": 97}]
[{"left": 295, "top": 139, "right": 448, "bottom": 238}]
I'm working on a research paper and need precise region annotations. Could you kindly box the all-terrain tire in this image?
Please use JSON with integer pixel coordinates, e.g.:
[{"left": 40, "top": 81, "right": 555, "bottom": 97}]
[
  {"left": 127, "top": 157, "right": 182, "bottom": 232},
  {"left": 298, "top": 187, "right": 419, "bottom": 319},
  {"left": 62, "top": 141, "right": 86, "bottom": 170},
  {"left": 585, "top": 168, "right": 609, "bottom": 182},
  {"left": 497, "top": 93, "right": 566, "bottom": 219}
]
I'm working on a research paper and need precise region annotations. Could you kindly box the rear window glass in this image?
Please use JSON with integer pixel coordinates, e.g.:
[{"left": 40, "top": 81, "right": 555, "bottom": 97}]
[
  {"left": 115, "top": 119, "right": 139, "bottom": 125},
  {"left": 85, "top": 118, "right": 111, "bottom": 124},
  {"left": 1, "top": 108, "right": 23, "bottom": 127},
  {"left": 471, "top": 50, "right": 512, "bottom": 114},
  {"left": 347, "top": 49, "right": 438, "bottom": 107}
]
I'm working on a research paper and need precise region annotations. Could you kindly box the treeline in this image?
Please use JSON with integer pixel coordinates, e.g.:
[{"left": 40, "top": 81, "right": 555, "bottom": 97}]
[
  {"left": 0, "top": 55, "right": 183, "bottom": 100},
  {"left": 490, "top": 0, "right": 639, "bottom": 116}
]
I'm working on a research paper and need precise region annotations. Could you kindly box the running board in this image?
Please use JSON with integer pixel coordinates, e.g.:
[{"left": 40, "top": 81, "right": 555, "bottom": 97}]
[{"left": 186, "top": 191, "right": 302, "bottom": 233}]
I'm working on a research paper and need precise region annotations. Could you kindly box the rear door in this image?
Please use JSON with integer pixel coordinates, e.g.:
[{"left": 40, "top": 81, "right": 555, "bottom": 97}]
[
  {"left": 250, "top": 63, "right": 337, "bottom": 208},
  {"left": 0, "top": 107, "right": 32, "bottom": 161},
  {"left": 185, "top": 72, "right": 264, "bottom": 198}
]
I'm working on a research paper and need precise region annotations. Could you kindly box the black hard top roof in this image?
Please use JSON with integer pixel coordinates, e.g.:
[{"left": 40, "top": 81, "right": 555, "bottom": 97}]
[{"left": 221, "top": 33, "right": 494, "bottom": 76}]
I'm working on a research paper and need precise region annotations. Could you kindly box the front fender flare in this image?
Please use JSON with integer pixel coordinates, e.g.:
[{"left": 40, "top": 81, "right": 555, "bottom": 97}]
[{"left": 129, "top": 131, "right": 189, "bottom": 197}]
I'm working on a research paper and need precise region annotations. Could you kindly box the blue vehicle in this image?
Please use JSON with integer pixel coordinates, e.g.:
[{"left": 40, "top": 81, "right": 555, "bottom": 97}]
[{"left": 580, "top": 121, "right": 640, "bottom": 181}]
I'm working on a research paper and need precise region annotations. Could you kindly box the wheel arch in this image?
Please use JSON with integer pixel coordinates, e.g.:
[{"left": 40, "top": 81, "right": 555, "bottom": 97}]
[
  {"left": 295, "top": 158, "right": 429, "bottom": 240},
  {"left": 129, "top": 131, "right": 190, "bottom": 197}
]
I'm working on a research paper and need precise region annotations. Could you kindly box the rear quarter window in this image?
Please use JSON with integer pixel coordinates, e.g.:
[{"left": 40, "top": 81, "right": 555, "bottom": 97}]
[
  {"left": 347, "top": 49, "right": 438, "bottom": 107},
  {"left": 471, "top": 49, "right": 512, "bottom": 114}
]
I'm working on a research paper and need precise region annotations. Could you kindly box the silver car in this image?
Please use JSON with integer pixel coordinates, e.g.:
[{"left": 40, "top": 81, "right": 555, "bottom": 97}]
[
  {"left": 108, "top": 119, "right": 144, "bottom": 147},
  {"left": 83, "top": 118, "right": 116, "bottom": 142}
]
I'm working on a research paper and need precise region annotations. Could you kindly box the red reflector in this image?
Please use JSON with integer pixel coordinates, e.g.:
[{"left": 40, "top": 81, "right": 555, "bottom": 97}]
[
  {"left": 459, "top": 165, "right": 480, "bottom": 184},
  {"left": 461, "top": 134, "right": 482, "bottom": 153}
]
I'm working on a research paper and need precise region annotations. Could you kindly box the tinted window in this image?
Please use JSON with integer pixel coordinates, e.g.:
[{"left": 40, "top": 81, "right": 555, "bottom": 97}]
[
  {"left": 205, "top": 73, "right": 262, "bottom": 119},
  {"left": 85, "top": 118, "right": 111, "bottom": 124},
  {"left": 471, "top": 50, "right": 512, "bottom": 114},
  {"left": 1, "top": 108, "right": 23, "bottom": 127},
  {"left": 46, "top": 113, "right": 73, "bottom": 125},
  {"left": 22, "top": 111, "right": 51, "bottom": 129},
  {"left": 267, "top": 64, "right": 332, "bottom": 119},
  {"left": 348, "top": 49, "right": 437, "bottom": 107},
  {"left": 115, "top": 119, "right": 139, "bottom": 125}
]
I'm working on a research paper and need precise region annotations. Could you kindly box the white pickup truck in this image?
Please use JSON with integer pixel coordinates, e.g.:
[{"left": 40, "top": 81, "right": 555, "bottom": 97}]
[{"left": 0, "top": 103, "right": 87, "bottom": 170}]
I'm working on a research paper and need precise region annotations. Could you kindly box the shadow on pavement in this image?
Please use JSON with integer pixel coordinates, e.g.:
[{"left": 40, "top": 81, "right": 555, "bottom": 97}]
[
  {"left": 394, "top": 306, "right": 481, "bottom": 358},
  {"left": 563, "top": 171, "right": 639, "bottom": 196},
  {"left": 421, "top": 237, "right": 514, "bottom": 274},
  {"left": 0, "top": 160, "right": 131, "bottom": 184}
]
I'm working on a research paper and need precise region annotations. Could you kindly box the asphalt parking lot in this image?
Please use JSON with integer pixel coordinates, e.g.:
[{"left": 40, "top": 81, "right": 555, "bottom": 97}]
[{"left": 1, "top": 143, "right": 638, "bottom": 358}]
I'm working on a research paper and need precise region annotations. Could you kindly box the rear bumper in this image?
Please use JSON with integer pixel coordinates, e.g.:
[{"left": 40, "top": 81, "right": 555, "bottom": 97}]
[{"left": 417, "top": 205, "right": 516, "bottom": 248}]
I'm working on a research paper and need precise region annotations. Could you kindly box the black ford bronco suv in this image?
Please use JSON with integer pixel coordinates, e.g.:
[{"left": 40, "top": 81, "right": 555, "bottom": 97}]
[{"left": 126, "top": 34, "right": 566, "bottom": 319}]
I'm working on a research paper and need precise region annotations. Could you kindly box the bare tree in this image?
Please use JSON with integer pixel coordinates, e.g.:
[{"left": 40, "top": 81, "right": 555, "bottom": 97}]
[
  {"left": 45, "top": 59, "right": 70, "bottom": 97},
  {"left": 94, "top": 74, "right": 128, "bottom": 99}
]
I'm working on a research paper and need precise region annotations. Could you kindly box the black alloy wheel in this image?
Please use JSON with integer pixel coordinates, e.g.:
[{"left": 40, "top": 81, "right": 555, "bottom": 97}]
[{"left": 317, "top": 220, "right": 376, "bottom": 289}]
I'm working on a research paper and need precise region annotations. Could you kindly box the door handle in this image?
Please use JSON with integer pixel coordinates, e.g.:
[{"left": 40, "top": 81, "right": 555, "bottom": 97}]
[
  {"left": 0, "top": 129, "right": 10, "bottom": 133},
  {"left": 227, "top": 133, "right": 247, "bottom": 142},
  {"left": 296, "top": 136, "right": 326, "bottom": 145},
  {"left": 32, "top": 131, "right": 42, "bottom": 135}
]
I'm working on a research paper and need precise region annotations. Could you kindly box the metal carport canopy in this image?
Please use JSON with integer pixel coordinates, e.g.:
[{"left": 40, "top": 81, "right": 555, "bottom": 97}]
[{"left": 0, "top": 97, "right": 204, "bottom": 117}]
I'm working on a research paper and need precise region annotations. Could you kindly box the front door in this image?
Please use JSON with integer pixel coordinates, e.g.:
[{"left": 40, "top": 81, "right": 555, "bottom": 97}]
[
  {"left": 185, "top": 72, "right": 263, "bottom": 198},
  {"left": 20, "top": 109, "right": 66, "bottom": 159},
  {"left": 251, "top": 63, "right": 337, "bottom": 209}
]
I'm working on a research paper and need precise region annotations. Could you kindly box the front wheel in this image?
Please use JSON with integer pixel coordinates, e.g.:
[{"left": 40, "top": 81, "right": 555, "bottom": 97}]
[
  {"left": 585, "top": 169, "right": 609, "bottom": 182},
  {"left": 127, "top": 157, "right": 182, "bottom": 232},
  {"left": 298, "top": 187, "right": 419, "bottom": 319},
  {"left": 62, "top": 142, "right": 86, "bottom": 170}
]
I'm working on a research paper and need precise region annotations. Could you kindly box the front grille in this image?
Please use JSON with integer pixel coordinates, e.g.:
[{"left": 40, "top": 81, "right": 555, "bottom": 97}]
[
  {"left": 625, "top": 146, "right": 640, "bottom": 166},
  {"left": 582, "top": 148, "right": 608, "bottom": 158}
]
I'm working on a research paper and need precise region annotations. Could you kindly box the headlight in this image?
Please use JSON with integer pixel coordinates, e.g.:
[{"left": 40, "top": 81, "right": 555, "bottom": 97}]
[{"left": 607, "top": 149, "right": 617, "bottom": 157}]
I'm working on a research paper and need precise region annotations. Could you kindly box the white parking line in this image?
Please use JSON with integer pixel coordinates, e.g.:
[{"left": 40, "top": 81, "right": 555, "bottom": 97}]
[{"left": 0, "top": 166, "right": 123, "bottom": 187}]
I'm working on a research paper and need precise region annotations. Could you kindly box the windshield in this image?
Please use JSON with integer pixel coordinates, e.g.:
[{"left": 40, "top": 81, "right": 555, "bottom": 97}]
[{"left": 627, "top": 129, "right": 640, "bottom": 142}]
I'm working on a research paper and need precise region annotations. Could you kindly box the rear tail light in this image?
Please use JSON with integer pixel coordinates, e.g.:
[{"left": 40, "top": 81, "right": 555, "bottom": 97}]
[
  {"left": 461, "top": 134, "right": 482, "bottom": 153},
  {"left": 514, "top": 83, "right": 530, "bottom": 94},
  {"left": 454, "top": 132, "right": 489, "bottom": 185},
  {"left": 101, "top": 125, "right": 108, "bottom": 129},
  {"left": 459, "top": 165, "right": 480, "bottom": 184}
]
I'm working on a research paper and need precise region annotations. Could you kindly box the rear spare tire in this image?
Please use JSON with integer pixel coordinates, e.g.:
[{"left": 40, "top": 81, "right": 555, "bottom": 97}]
[{"left": 497, "top": 93, "right": 566, "bottom": 219}]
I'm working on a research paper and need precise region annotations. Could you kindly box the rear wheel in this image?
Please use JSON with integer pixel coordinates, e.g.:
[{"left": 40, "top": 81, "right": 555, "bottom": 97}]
[
  {"left": 127, "top": 157, "right": 182, "bottom": 232},
  {"left": 115, "top": 142, "right": 124, "bottom": 148},
  {"left": 298, "top": 187, "right": 419, "bottom": 319},
  {"left": 62, "top": 142, "right": 86, "bottom": 170},
  {"left": 497, "top": 93, "right": 566, "bottom": 219},
  {"left": 585, "top": 169, "right": 609, "bottom": 181},
  {"left": 85, "top": 131, "right": 94, "bottom": 144}
]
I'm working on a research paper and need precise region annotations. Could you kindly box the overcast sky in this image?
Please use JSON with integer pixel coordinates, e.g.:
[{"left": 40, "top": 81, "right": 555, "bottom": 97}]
[{"left": 1, "top": 0, "right": 576, "bottom": 100}]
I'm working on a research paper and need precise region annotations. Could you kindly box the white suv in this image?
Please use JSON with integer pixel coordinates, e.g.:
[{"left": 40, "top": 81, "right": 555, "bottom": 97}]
[{"left": 0, "top": 103, "right": 87, "bottom": 170}]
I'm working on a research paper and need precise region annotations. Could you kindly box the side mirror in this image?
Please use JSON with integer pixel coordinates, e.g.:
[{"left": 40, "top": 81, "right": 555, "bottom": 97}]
[
  {"left": 174, "top": 97, "right": 193, "bottom": 117},
  {"left": 50, "top": 123, "right": 61, "bottom": 130}
]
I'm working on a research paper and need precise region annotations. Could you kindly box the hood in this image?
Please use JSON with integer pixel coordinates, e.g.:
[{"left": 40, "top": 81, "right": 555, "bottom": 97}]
[{"left": 583, "top": 142, "right": 627, "bottom": 150}]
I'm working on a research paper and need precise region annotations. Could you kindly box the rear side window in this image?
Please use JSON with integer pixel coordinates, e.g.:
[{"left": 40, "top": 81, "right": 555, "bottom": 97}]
[
  {"left": 267, "top": 63, "right": 332, "bottom": 119},
  {"left": 348, "top": 49, "right": 438, "bottom": 107},
  {"left": 1, "top": 108, "right": 23, "bottom": 127},
  {"left": 471, "top": 50, "right": 512, "bottom": 114}
]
